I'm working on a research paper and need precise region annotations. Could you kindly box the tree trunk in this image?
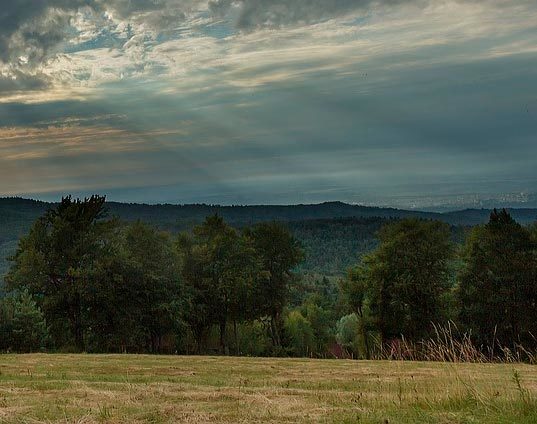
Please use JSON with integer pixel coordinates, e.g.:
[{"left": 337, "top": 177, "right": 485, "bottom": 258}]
[
  {"left": 69, "top": 292, "right": 85, "bottom": 352},
  {"left": 195, "top": 332, "right": 203, "bottom": 355},
  {"left": 74, "top": 321, "right": 84, "bottom": 352},
  {"left": 233, "top": 319, "right": 239, "bottom": 356},
  {"left": 271, "top": 314, "right": 281, "bottom": 347},
  {"left": 219, "top": 320, "right": 227, "bottom": 355},
  {"left": 358, "top": 306, "right": 370, "bottom": 360}
]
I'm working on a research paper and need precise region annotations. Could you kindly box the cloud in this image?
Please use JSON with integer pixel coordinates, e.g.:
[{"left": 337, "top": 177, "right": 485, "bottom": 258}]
[
  {"left": 1, "top": 0, "right": 536, "bottom": 206},
  {"left": 208, "top": 0, "right": 423, "bottom": 29},
  {"left": 0, "top": 0, "right": 207, "bottom": 67},
  {"left": 0, "top": 0, "right": 532, "bottom": 71},
  {"left": 0, "top": 0, "right": 91, "bottom": 65},
  {"left": 0, "top": 71, "right": 50, "bottom": 94},
  {"left": 209, "top": 0, "right": 533, "bottom": 30}
]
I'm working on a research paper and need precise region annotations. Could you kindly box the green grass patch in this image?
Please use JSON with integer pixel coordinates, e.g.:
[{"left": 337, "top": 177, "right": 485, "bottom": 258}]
[{"left": 0, "top": 354, "right": 536, "bottom": 423}]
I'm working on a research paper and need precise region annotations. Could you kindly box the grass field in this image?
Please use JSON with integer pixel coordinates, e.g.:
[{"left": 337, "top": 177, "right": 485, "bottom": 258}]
[{"left": 0, "top": 355, "right": 536, "bottom": 423}]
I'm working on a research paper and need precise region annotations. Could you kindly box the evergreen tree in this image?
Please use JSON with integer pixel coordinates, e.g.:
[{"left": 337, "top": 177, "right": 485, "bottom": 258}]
[
  {"left": 0, "top": 291, "right": 48, "bottom": 352},
  {"left": 6, "top": 195, "right": 112, "bottom": 351},
  {"left": 457, "top": 209, "right": 537, "bottom": 349}
]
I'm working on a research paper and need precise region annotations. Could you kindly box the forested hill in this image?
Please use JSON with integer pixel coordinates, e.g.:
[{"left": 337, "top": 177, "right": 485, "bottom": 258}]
[{"left": 1, "top": 197, "right": 536, "bottom": 278}]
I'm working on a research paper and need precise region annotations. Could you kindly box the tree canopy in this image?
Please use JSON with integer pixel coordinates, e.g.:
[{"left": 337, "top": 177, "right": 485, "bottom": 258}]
[
  {"left": 457, "top": 209, "right": 537, "bottom": 349},
  {"left": 342, "top": 219, "right": 454, "bottom": 343},
  {"left": 3, "top": 198, "right": 537, "bottom": 359}
]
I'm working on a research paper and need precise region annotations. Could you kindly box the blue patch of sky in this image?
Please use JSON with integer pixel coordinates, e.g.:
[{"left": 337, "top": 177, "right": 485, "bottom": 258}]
[
  {"left": 63, "top": 29, "right": 125, "bottom": 54},
  {"left": 200, "top": 21, "right": 235, "bottom": 39}
]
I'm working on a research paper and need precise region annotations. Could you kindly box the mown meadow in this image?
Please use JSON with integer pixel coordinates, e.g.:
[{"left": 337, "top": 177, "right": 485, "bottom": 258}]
[{"left": 1, "top": 354, "right": 536, "bottom": 423}]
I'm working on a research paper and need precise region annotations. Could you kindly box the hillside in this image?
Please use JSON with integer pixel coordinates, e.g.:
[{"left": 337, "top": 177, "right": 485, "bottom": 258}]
[{"left": 1, "top": 197, "right": 536, "bottom": 279}]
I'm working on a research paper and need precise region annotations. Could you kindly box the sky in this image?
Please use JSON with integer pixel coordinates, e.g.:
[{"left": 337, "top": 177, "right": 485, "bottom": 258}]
[{"left": 0, "top": 0, "right": 536, "bottom": 207}]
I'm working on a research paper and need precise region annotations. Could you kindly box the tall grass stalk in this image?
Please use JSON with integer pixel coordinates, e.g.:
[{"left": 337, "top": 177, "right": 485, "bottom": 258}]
[{"left": 371, "top": 322, "right": 536, "bottom": 363}]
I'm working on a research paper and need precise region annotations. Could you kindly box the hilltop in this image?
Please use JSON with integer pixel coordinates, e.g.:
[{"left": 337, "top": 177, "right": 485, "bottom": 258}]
[{"left": 1, "top": 197, "right": 536, "bottom": 279}]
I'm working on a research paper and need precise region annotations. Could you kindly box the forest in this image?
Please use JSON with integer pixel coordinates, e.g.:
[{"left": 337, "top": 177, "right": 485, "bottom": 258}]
[
  {"left": 1, "top": 196, "right": 537, "bottom": 360},
  {"left": 1, "top": 197, "right": 536, "bottom": 278}
]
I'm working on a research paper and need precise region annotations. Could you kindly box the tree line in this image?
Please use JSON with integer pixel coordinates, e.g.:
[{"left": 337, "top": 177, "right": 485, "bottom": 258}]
[
  {"left": 339, "top": 209, "right": 537, "bottom": 359},
  {"left": 1, "top": 196, "right": 302, "bottom": 354},
  {"left": 1, "top": 196, "right": 536, "bottom": 359}
]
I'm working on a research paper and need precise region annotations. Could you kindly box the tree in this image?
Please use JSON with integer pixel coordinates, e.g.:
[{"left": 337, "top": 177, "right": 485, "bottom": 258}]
[
  {"left": 124, "top": 221, "right": 183, "bottom": 352},
  {"left": 176, "top": 231, "right": 216, "bottom": 353},
  {"left": 245, "top": 222, "right": 303, "bottom": 348},
  {"left": 0, "top": 291, "right": 48, "bottom": 352},
  {"left": 299, "top": 294, "right": 334, "bottom": 357},
  {"left": 339, "top": 266, "right": 372, "bottom": 358},
  {"left": 284, "top": 310, "right": 315, "bottom": 357},
  {"left": 457, "top": 209, "right": 537, "bottom": 349},
  {"left": 6, "top": 195, "right": 113, "bottom": 351},
  {"left": 86, "top": 221, "right": 183, "bottom": 353},
  {"left": 354, "top": 218, "right": 454, "bottom": 342},
  {"left": 179, "top": 215, "right": 260, "bottom": 354}
]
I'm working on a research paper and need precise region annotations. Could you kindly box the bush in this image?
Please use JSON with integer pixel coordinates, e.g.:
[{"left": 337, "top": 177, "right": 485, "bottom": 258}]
[
  {"left": 236, "top": 321, "right": 272, "bottom": 356},
  {"left": 336, "top": 314, "right": 361, "bottom": 357}
]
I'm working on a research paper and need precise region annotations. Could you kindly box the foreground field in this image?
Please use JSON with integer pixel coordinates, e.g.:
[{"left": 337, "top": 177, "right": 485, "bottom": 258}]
[{"left": 0, "top": 355, "right": 536, "bottom": 423}]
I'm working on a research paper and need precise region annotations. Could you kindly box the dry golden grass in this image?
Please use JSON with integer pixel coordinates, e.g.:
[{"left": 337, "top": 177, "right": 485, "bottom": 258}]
[{"left": 0, "top": 354, "right": 536, "bottom": 423}]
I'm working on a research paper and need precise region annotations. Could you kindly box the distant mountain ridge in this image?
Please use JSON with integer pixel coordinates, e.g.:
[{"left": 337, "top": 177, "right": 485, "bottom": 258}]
[
  {"left": 1, "top": 197, "right": 536, "bottom": 280},
  {"left": 2, "top": 197, "right": 536, "bottom": 226}
]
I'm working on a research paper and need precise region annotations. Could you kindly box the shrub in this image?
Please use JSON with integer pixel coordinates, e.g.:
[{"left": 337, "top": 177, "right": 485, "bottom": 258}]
[{"left": 336, "top": 314, "right": 361, "bottom": 357}]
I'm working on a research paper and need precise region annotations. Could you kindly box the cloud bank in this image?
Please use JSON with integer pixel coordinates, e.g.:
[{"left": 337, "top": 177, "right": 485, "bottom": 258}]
[{"left": 0, "top": 0, "right": 536, "bottom": 206}]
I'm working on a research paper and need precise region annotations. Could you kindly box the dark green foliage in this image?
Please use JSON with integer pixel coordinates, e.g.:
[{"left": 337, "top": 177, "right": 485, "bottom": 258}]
[
  {"left": 457, "top": 209, "right": 537, "bottom": 349},
  {"left": 2, "top": 196, "right": 537, "bottom": 357},
  {"left": 86, "top": 221, "right": 183, "bottom": 353},
  {"left": 176, "top": 231, "right": 215, "bottom": 353},
  {"left": 347, "top": 219, "right": 454, "bottom": 341},
  {"left": 1, "top": 197, "right": 535, "bottom": 280},
  {"left": 0, "top": 291, "right": 48, "bottom": 352},
  {"left": 176, "top": 219, "right": 303, "bottom": 355},
  {"left": 6, "top": 195, "right": 110, "bottom": 351},
  {"left": 245, "top": 222, "right": 303, "bottom": 348},
  {"left": 287, "top": 217, "right": 385, "bottom": 275},
  {"left": 178, "top": 215, "right": 263, "bottom": 354},
  {"left": 5, "top": 197, "right": 184, "bottom": 353},
  {"left": 123, "top": 221, "right": 183, "bottom": 352}
]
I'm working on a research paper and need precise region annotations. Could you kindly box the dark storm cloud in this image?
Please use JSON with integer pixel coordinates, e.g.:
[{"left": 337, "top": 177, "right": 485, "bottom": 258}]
[
  {"left": 0, "top": 71, "right": 50, "bottom": 94},
  {"left": 0, "top": 0, "right": 202, "bottom": 66},
  {"left": 0, "top": 0, "right": 94, "bottom": 64}
]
